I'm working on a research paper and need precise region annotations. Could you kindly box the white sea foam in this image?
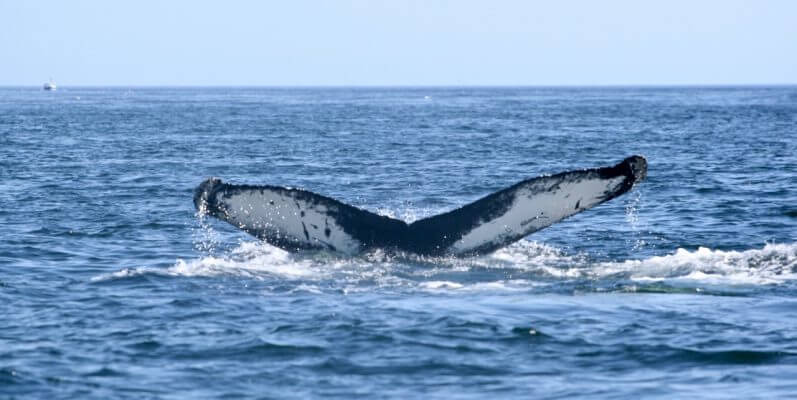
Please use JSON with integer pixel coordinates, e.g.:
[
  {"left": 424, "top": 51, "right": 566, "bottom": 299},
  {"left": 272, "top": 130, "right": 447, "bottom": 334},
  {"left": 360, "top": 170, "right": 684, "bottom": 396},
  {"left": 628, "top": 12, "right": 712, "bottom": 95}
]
[
  {"left": 92, "top": 235, "right": 797, "bottom": 289},
  {"left": 476, "top": 241, "right": 797, "bottom": 286},
  {"left": 420, "top": 281, "right": 464, "bottom": 290},
  {"left": 606, "top": 244, "right": 797, "bottom": 285},
  {"left": 91, "top": 242, "right": 319, "bottom": 282}
]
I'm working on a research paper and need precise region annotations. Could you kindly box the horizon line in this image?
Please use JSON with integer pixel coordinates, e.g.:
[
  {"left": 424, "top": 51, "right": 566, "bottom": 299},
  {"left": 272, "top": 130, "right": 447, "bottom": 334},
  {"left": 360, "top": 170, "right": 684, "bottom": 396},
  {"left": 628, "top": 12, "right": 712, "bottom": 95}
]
[{"left": 2, "top": 83, "right": 796, "bottom": 89}]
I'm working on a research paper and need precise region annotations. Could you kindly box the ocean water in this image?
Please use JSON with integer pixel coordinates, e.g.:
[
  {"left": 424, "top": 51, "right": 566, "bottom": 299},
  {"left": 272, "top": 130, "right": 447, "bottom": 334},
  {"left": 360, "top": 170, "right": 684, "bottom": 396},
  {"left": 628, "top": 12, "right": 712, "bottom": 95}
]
[{"left": 1, "top": 86, "right": 796, "bottom": 399}]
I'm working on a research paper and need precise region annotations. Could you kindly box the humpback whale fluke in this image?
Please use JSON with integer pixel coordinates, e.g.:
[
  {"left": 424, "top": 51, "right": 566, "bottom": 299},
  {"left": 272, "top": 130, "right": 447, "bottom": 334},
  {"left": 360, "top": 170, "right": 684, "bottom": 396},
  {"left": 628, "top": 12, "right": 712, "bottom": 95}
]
[{"left": 194, "top": 156, "right": 647, "bottom": 256}]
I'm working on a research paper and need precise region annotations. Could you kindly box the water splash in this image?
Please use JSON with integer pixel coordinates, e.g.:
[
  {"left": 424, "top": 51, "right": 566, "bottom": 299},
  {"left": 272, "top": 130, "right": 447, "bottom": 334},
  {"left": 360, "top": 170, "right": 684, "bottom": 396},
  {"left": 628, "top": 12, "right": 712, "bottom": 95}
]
[
  {"left": 191, "top": 212, "right": 221, "bottom": 255},
  {"left": 93, "top": 235, "right": 797, "bottom": 289},
  {"left": 603, "top": 243, "right": 797, "bottom": 285},
  {"left": 624, "top": 190, "right": 647, "bottom": 251}
]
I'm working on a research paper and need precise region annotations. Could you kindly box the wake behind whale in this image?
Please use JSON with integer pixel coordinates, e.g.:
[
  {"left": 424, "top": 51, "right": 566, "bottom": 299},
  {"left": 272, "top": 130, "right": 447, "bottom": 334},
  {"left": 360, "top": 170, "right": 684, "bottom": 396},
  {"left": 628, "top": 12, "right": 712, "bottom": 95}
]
[{"left": 194, "top": 156, "right": 647, "bottom": 256}]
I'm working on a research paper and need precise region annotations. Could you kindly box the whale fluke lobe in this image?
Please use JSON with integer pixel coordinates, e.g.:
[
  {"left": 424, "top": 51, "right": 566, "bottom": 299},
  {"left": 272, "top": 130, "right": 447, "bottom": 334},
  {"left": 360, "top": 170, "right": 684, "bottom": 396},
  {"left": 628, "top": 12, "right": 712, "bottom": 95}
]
[
  {"left": 193, "top": 177, "right": 408, "bottom": 254},
  {"left": 194, "top": 156, "right": 647, "bottom": 256}
]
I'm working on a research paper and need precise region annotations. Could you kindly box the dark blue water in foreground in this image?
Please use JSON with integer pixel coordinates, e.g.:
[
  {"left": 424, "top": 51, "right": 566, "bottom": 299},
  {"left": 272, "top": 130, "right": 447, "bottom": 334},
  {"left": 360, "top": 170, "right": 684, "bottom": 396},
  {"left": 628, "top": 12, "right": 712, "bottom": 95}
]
[{"left": 1, "top": 87, "right": 796, "bottom": 399}]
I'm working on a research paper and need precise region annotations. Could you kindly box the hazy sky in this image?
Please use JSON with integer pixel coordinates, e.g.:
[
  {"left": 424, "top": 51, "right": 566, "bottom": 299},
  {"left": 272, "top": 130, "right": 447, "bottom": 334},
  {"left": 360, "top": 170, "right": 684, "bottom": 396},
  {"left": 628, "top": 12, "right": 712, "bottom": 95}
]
[{"left": 2, "top": 0, "right": 796, "bottom": 86}]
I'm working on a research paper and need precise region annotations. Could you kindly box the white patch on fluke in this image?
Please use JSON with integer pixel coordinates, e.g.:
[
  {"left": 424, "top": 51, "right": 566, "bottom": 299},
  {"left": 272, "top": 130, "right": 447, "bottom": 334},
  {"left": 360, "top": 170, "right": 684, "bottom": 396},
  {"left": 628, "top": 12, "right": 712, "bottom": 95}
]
[
  {"left": 451, "top": 175, "right": 625, "bottom": 254},
  {"left": 219, "top": 189, "right": 362, "bottom": 254}
]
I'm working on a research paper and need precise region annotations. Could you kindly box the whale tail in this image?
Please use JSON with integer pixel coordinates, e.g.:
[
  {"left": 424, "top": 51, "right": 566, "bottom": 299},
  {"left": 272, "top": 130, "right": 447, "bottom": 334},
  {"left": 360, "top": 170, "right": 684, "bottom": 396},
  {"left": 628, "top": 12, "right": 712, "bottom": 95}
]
[{"left": 194, "top": 156, "right": 647, "bottom": 256}]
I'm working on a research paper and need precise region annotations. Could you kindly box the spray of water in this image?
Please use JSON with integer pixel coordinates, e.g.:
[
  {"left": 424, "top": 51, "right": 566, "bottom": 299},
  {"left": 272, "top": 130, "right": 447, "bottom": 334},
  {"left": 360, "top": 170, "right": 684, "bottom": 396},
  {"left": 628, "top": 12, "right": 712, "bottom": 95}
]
[
  {"left": 93, "top": 206, "right": 797, "bottom": 291},
  {"left": 624, "top": 190, "right": 648, "bottom": 252}
]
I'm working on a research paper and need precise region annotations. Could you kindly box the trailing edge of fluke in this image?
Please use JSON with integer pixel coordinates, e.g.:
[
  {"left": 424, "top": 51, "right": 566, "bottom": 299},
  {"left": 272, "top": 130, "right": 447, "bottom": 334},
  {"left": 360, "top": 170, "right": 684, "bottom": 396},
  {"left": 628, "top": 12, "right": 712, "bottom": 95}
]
[{"left": 194, "top": 155, "right": 647, "bottom": 256}]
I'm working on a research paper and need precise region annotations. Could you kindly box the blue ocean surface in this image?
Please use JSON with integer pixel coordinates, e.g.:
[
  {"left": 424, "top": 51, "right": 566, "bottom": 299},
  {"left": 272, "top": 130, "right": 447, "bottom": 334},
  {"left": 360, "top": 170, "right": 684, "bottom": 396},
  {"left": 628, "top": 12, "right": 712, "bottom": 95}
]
[{"left": 1, "top": 87, "right": 796, "bottom": 399}]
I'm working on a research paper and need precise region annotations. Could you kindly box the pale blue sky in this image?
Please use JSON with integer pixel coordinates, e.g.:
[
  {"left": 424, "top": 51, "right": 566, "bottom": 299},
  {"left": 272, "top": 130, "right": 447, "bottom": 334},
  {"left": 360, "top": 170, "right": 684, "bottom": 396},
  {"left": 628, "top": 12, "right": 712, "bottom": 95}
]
[{"left": 2, "top": 0, "right": 796, "bottom": 86}]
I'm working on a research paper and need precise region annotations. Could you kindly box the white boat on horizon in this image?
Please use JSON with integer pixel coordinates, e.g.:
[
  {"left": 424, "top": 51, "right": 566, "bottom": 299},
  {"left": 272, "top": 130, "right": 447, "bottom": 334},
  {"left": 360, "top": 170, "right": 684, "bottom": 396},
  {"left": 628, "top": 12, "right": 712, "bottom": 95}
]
[{"left": 43, "top": 79, "right": 57, "bottom": 91}]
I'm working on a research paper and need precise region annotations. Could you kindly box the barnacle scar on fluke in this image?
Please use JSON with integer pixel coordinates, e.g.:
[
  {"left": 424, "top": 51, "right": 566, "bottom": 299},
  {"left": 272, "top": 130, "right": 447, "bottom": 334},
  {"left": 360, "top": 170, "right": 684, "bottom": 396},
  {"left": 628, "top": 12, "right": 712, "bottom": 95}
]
[{"left": 194, "top": 156, "right": 647, "bottom": 256}]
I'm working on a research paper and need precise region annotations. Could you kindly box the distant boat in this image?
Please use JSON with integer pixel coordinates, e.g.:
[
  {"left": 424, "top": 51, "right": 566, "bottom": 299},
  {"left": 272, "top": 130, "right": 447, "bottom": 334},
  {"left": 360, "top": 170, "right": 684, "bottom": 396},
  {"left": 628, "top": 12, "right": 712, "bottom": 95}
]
[{"left": 43, "top": 79, "right": 57, "bottom": 91}]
